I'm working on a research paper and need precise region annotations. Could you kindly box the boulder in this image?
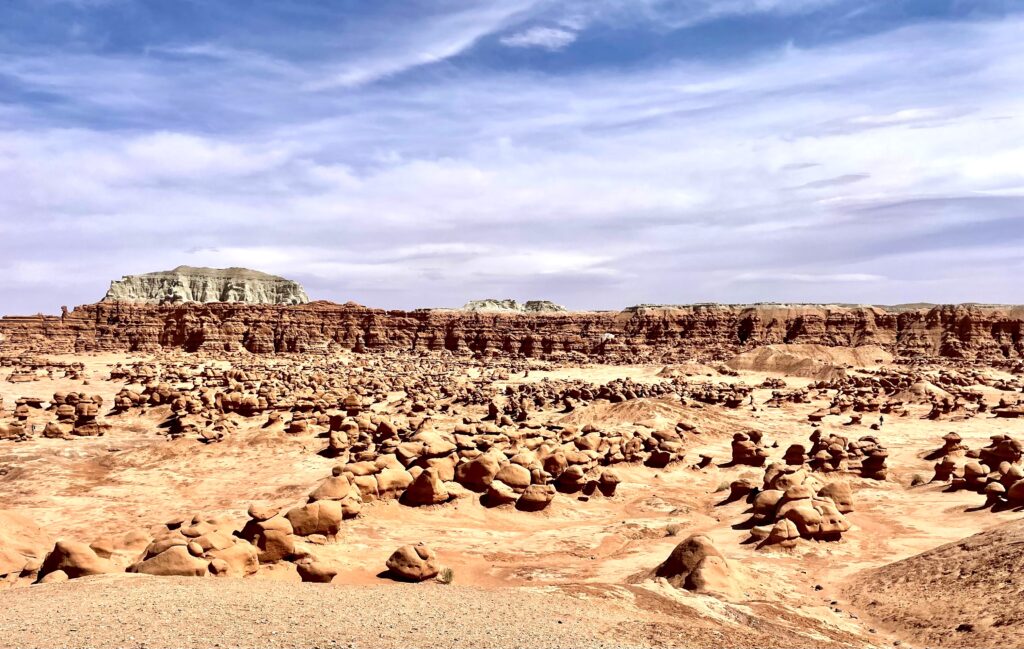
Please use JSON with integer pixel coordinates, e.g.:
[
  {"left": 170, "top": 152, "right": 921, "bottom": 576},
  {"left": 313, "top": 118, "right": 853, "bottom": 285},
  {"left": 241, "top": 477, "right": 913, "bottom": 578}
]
[
  {"left": 295, "top": 558, "right": 340, "bottom": 583},
  {"left": 207, "top": 541, "right": 259, "bottom": 577},
  {"left": 494, "top": 463, "right": 532, "bottom": 493},
  {"left": 38, "top": 540, "right": 116, "bottom": 581},
  {"left": 401, "top": 467, "right": 449, "bottom": 506},
  {"left": 285, "top": 500, "right": 344, "bottom": 537},
  {"left": 516, "top": 484, "right": 556, "bottom": 512},
  {"left": 485, "top": 480, "right": 519, "bottom": 506},
  {"left": 455, "top": 453, "right": 503, "bottom": 491},
  {"left": 817, "top": 482, "right": 854, "bottom": 514},
  {"left": 375, "top": 467, "right": 414, "bottom": 500},
  {"left": 129, "top": 545, "right": 208, "bottom": 577},
  {"left": 385, "top": 543, "right": 440, "bottom": 582}
]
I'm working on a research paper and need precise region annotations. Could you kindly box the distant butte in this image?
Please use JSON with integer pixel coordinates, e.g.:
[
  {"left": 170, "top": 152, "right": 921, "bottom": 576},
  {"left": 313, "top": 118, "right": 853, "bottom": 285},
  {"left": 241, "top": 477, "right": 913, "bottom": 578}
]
[{"left": 102, "top": 266, "right": 309, "bottom": 306}]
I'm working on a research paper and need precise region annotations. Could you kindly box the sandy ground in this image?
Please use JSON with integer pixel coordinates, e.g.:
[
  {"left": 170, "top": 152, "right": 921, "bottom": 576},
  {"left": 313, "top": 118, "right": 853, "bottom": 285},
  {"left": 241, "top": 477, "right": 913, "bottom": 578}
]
[
  {"left": 1, "top": 352, "right": 1022, "bottom": 648},
  {"left": 0, "top": 574, "right": 877, "bottom": 649}
]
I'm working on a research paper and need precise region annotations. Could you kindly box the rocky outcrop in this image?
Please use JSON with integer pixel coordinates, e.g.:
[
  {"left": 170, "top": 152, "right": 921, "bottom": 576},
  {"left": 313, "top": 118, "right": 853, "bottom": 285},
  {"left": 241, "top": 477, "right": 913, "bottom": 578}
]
[
  {"left": 0, "top": 511, "right": 52, "bottom": 585},
  {"left": 459, "top": 299, "right": 566, "bottom": 313},
  {"left": 0, "top": 302, "right": 1022, "bottom": 360},
  {"left": 103, "top": 266, "right": 309, "bottom": 306}
]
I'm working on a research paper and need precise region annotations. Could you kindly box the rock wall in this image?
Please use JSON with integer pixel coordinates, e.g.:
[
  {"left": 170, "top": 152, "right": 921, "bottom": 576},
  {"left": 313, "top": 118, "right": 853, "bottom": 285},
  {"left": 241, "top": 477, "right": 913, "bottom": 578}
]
[
  {"left": 103, "top": 266, "right": 309, "bottom": 305},
  {"left": 2, "top": 302, "right": 1022, "bottom": 360}
]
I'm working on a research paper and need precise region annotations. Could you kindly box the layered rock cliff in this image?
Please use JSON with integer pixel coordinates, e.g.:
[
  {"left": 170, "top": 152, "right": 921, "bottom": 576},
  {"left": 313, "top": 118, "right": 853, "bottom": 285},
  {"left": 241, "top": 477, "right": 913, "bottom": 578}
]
[
  {"left": 1, "top": 302, "right": 1022, "bottom": 361},
  {"left": 103, "top": 266, "right": 309, "bottom": 305}
]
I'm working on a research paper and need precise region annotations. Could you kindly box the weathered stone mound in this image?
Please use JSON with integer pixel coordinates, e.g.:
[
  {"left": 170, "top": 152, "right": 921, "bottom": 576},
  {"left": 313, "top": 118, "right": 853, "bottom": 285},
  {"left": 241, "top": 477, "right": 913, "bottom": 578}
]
[
  {"left": 845, "top": 518, "right": 1024, "bottom": 648},
  {"left": 460, "top": 299, "right": 566, "bottom": 313},
  {"left": 103, "top": 266, "right": 309, "bottom": 305},
  {"left": 651, "top": 534, "right": 737, "bottom": 597}
]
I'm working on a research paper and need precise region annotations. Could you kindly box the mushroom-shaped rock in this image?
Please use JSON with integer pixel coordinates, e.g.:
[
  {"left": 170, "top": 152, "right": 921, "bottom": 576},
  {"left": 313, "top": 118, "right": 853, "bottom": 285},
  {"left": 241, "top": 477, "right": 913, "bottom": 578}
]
[
  {"left": 750, "top": 489, "right": 785, "bottom": 524},
  {"left": 556, "top": 465, "right": 588, "bottom": 493},
  {"left": 598, "top": 469, "right": 621, "bottom": 496},
  {"left": 247, "top": 503, "right": 279, "bottom": 522},
  {"left": 385, "top": 543, "right": 440, "bottom": 582},
  {"left": 239, "top": 514, "right": 295, "bottom": 564},
  {"left": 984, "top": 481, "right": 1007, "bottom": 505},
  {"left": 728, "top": 476, "right": 760, "bottom": 503}
]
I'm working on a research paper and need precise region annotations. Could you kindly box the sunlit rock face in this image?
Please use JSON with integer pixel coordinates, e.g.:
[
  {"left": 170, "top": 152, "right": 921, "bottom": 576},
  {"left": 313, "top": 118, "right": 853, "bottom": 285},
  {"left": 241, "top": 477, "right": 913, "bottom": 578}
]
[{"left": 102, "top": 266, "right": 309, "bottom": 306}]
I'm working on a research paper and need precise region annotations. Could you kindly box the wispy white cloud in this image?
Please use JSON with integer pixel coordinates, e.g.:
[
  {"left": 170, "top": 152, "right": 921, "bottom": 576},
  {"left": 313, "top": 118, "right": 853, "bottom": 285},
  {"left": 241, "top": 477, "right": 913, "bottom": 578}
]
[
  {"left": 306, "top": 1, "right": 539, "bottom": 89},
  {"left": 500, "top": 26, "right": 578, "bottom": 50}
]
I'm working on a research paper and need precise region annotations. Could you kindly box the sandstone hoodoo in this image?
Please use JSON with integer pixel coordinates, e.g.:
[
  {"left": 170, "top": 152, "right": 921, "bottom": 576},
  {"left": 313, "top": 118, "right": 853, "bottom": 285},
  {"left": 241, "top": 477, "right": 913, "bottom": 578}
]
[{"left": 103, "top": 266, "right": 309, "bottom": 306}]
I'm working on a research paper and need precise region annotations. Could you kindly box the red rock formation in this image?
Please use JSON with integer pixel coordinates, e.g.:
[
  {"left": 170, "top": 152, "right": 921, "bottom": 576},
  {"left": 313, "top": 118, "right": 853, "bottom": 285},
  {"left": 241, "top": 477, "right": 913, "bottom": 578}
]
[{"left": 0, "top": 302, "right": 1022, "bottom": 360}]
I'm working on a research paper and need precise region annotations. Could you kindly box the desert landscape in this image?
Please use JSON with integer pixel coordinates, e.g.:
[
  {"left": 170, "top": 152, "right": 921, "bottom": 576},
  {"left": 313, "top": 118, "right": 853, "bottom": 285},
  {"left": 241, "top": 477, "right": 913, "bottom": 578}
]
[
  {"left": 1, "top": 268, "right": 1023, "bottom": 648},
  {"left": 4, "top": 2, "right": 1023, "bottom": 647}
]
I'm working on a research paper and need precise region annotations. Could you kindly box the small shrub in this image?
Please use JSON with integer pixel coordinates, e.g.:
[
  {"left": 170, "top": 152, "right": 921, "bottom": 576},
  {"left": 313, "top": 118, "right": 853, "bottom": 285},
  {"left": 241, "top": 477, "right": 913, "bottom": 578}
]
[{"left": 436, "top": 566, "right": 454, "bottom": 585}]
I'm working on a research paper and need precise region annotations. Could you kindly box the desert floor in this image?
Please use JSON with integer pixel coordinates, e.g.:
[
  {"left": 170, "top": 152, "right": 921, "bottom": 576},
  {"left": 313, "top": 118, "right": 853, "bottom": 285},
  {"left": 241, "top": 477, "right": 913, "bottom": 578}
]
[{"left": 1, "top": 352, "right": 1021, "bottom": 648}]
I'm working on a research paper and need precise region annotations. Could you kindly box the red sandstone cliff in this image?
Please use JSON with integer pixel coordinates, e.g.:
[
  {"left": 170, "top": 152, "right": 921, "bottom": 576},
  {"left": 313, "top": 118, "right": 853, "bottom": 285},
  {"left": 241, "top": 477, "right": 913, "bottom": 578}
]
[{"left": 0, "top": 302, "right": 1021, "bottom": 361}]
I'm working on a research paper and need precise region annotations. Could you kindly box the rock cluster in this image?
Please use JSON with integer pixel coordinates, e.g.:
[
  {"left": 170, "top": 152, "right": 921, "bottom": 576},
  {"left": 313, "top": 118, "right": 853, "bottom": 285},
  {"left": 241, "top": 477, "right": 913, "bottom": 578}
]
[
  {"left": 129, "top": 514, "right": 259, "bottom": 578},
  {"left": 933, "top": 434, "right": 1024, "bottom": 507},
  {"left": 744, "top": 464, "right": 853, "bottom": 548}
]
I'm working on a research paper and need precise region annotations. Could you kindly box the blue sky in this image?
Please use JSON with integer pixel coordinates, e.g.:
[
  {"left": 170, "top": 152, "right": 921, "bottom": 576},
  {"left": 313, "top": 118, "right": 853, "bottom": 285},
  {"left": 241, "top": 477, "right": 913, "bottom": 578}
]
[{"left": 1, "top": 0, "right": 1023, "bottom": 312}]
